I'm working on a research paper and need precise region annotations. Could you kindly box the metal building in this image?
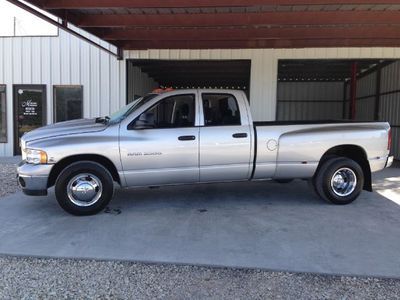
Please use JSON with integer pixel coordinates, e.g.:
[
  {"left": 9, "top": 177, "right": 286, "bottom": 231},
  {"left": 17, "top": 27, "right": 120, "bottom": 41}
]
[{"left": 0, "top": 1, "right": 400, "bottom": 159}]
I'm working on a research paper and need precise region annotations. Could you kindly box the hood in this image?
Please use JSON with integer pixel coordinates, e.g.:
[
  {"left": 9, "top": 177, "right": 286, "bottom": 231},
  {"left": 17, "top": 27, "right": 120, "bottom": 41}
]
[{"left": 22, "top": 118, "right": 107, "bottom": 142}]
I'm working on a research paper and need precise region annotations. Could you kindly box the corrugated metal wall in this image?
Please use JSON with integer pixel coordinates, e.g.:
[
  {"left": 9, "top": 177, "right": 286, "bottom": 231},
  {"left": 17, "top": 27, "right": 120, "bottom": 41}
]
[
  {"left": 127, "top": 64, "right": 158, "bottom": 103},
  {"left": 379, "top": 61, "right": 400, "bottom": 159},
  {"left": 277, "top": 82, "right": 344, "bottom": 120},
  {"left": 355, "top": 72, "right": 376, "bottom": 121}
]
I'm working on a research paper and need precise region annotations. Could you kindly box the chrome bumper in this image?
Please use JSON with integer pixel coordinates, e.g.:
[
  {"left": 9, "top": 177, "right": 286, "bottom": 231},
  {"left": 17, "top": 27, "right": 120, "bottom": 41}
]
[
  {"left": 17, "top": 162, "right": 53, "bottom": 196},
  {"left": 386, "top": 156, "right": 394, "bottom": 168}
]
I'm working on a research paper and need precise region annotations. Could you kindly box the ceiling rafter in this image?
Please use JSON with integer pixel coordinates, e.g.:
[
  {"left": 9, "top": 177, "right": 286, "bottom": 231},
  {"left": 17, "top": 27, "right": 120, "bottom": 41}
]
[
  {"left": 41, "top": 0, "right": 400, "bottom": 9},
  {"left": 75, "top": 11, "right": 400, "bottom": 28},
  {"left": 97, "top": 26, "right": 400, "bottom": 41},
  {"left": 116, "top": 39, "right": 400, "bottom": 49}
]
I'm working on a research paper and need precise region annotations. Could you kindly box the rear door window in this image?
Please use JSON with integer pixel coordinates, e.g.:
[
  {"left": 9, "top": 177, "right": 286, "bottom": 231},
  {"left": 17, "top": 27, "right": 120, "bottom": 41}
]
[{"left": 202, "top": 94, "right": 241, "bottom": 126}]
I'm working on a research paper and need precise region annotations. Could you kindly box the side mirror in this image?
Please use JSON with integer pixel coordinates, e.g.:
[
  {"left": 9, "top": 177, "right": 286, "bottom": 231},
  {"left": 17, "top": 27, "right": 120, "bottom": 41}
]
[{"left": 133, "top": 112, "right": 155, "bottom": 129}]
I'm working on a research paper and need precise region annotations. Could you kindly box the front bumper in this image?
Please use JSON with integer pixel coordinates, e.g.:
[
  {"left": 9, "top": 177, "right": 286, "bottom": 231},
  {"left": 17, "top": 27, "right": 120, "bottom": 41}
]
[{"left": 17, "top": 162, "right": 53, "bottom": 196}]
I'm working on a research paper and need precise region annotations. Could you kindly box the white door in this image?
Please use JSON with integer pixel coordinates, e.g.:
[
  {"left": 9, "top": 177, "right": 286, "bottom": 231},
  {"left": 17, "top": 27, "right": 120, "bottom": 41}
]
[
  {"left": 120, "top": 93, "right": 200, "bottom": 187},
  {"left": 199, "top": 92, "right": 253, "bottom": 182}
]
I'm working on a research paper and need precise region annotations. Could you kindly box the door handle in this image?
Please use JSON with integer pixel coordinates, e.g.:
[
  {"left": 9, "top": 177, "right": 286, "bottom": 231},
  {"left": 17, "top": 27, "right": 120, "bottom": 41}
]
[
  {"left": 178, "top": 135, "right": 196, "bottom": 141},
  {"left": 232, "top": 133, "right": 248, "bottom": 138}
]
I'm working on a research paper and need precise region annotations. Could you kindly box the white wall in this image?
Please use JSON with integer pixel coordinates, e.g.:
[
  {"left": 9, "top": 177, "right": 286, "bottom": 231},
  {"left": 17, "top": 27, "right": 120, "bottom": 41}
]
[
  {"left": 0, "top": 28, "right": 122, "bottom": 156},
  {"left": 1, "top": 23, "right": 400, "bottom": 156}
]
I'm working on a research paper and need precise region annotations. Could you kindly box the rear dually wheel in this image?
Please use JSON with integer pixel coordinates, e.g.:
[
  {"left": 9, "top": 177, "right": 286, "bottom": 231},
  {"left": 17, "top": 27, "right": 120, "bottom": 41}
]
[{"left": 314, "top": 157, "right": 364, "bottom": 205}]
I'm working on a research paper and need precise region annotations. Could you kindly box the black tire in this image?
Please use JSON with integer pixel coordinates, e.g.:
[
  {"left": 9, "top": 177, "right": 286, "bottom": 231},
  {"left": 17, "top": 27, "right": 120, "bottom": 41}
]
[
  {"left": 274, "top": 179, "right": 294, "bottom": 184},
  {"left": 55, "top": 161, "right": 114, "bottom": 216},
  {"left": 314, "top": 157, "right": 364, "bottom": 205}
]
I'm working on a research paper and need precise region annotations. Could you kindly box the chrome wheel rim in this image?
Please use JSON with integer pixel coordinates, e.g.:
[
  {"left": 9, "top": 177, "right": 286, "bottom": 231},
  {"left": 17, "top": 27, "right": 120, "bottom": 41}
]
[
  {"left": 67, "top": 173, "right": 103, "bottom": 207},
  {"left": 330, "top": 167, "right": 357, "bottom": 197}
]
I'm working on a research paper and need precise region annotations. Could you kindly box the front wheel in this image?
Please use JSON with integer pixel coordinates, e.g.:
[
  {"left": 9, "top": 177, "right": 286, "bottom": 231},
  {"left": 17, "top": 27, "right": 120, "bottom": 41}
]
[
  {"left": 55, "top": 161, "right": 114, "bottom": 215},
  {"left": 314, "top": 157, "right": 364, "bottom": 205}
]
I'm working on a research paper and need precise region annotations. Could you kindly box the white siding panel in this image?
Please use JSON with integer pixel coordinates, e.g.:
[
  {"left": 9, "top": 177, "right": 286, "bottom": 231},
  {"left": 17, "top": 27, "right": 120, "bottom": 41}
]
[
  {"left": 60, "top": 32, "right": 71, "bottom": 84},
  {"left": 109, "top": 57, "right": 120, "bottom": 114},
  {"left": 89, "top": 46, "right": 100, "bottom": 117},
  {"left": 13, "top": 38, "right": 22, "bottom": 83},
  {"left": 70, "top": 34, "right": 81, "bottom": 85},
  {"left": 31, "top": 38, "right": 42, "bottom": 84},
  {"left": 22, "top": 38, "right": 31, "bottom": 84},
  {"left": 0, "top": 39, "right": 4, "bottom": 83},
  {"left": 50, "top": 35, "right": 60, "bottom": 85}
]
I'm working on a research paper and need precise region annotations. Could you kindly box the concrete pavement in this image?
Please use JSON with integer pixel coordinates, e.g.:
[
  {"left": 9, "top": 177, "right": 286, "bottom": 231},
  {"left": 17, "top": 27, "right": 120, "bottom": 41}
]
[{"left": 0, "top": 167, "right": 399, "bottom": 278}]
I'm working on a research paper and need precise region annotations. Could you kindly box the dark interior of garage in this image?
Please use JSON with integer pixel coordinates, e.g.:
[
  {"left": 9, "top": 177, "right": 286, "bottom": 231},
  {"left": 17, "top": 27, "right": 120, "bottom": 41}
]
[
  {"left": 277, "top": 59, "right": 394, "bottom": 121},
  {"left": 127, "top": 59, "right": 251, "bottom": 102}
]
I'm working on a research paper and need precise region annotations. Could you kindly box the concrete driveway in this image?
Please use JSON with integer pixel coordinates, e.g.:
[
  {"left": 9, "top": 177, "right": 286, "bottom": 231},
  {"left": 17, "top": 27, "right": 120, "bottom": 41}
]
[{"left": 0, "top": 167, "right": 399, "bottom": 278}]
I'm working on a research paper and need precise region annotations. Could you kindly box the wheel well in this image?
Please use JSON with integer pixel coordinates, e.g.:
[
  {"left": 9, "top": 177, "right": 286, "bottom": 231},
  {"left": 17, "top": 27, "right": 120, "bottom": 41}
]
[
  {"left": 317, "top": 145, "right": 372, "bottom": 192},
  {"left": 47, "top": 154, "right": 121, "bottom": 188}
]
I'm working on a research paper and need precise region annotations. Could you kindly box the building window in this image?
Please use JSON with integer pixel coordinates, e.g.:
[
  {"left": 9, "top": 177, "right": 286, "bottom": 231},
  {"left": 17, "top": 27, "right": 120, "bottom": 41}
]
[
  {"left": 54, "top": 86, "right": 83, "bottom": 123},
  {"left": 0, "top": 85, "right": 6, "bottom": 143}
]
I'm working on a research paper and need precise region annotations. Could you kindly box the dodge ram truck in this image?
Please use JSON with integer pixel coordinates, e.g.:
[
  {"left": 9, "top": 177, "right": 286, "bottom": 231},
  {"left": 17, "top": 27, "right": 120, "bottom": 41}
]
[{"left": 17, "top": 89, "right": 393, "bottom": 215}]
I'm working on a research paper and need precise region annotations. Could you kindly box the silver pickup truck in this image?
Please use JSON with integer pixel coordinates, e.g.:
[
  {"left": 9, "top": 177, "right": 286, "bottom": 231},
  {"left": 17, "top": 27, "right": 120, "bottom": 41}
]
[{"left": 17, "top": 89, "right": 393, "bottom": 215}]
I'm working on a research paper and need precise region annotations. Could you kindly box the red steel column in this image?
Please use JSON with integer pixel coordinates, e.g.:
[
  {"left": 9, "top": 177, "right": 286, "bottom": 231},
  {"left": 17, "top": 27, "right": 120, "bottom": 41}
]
[{"left": 350, "top": 62, "right": 357, "bottom": 120}]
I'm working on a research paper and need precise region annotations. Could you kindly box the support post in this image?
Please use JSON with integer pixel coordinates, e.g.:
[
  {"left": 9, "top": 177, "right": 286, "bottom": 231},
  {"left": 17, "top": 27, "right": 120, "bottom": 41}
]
[{"left": 349, "top": 62, "right": 357, "bottom": 120}]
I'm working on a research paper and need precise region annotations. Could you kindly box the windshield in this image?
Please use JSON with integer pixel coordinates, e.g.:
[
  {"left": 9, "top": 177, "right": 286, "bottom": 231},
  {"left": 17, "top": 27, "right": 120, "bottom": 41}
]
[{"left": 108, "top": 94, "right": 158, "bottom": 123}]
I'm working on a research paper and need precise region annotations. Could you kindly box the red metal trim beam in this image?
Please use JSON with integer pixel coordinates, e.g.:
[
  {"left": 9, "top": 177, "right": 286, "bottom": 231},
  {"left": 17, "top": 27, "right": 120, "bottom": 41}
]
[
  {"left": 76, "top": 11, "right": 400, "bottom": 28},
  {"left": 99, "top": 26, "right": 400, "bottom": 41},
  {"left": 41, "top": 0, "right": 400, "bottom": 9},
  {"left": 117, "top": 39, "right": 400, "bottom": 49}
]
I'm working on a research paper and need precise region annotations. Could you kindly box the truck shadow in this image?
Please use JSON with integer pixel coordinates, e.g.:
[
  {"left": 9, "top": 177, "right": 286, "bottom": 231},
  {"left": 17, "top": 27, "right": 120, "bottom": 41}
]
[{"left": 112, "top": 179, "right": 322, "bottom": 209}]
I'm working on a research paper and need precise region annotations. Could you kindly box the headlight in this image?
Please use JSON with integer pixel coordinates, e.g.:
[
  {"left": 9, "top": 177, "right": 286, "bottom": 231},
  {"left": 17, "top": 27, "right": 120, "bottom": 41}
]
[{"left": 25, "top": 149, "right": 48, "bottom": 164}]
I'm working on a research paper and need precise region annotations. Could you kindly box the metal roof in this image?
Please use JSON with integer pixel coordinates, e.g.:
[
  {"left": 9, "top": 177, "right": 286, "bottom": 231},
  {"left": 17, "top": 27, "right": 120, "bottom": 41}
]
[{"left": 8, "top": 1, "right": 400, "bottom": 51}]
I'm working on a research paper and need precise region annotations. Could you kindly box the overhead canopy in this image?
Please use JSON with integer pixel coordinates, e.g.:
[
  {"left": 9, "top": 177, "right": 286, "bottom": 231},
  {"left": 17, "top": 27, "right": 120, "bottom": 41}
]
[{"left": 12, "top": 1, "right": 400, "bottom": 50}]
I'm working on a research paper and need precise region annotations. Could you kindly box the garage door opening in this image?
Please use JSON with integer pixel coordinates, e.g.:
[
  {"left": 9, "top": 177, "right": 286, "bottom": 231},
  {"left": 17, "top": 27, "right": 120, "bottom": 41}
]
[
  {"left": 277, "top": 59, "right": 394, "bottom": 121},
  {"left": 126, "top": 59, "right": 251, "bottom": 103},
  {"left": 277, "top": 59, "right": 400, "bottom": 159}
]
